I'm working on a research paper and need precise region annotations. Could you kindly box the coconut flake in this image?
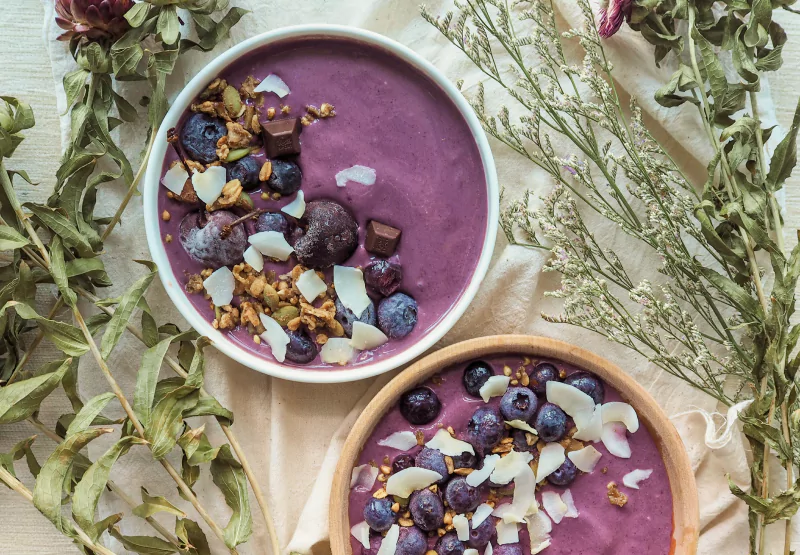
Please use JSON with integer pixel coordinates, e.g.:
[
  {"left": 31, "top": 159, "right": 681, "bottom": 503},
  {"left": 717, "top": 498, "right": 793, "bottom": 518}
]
[
  {"left": 535, "top": 443, "right": 566, "bottom": 483},
  {"left": 567, "top": 445, "right": 603, "bottom": 473},
  {"left": 191, "top": 166, "right": 227, "bottom": 205},
  {"left": 320, "top": 338, "right": 355, "bottom": 365},
  {"left": 508, "top": 463, "right": 537, "bottom": 522},
  {"left": 333, "top": 266, "right": 371, "bottom": 318},
  {"left": 472, "top": 504, "right": 493, "bottom": 528},
  {"left": 161, "top": 164, "right": 189, "bottom": 194},
  {"left": 526, "top": 511, "right": 553, "bottom": 554},
  {"left": 254, "top": 73, "right": 291, "bottom": 98},
  {"left": 496, "top": 519, "right": 519, "bottom": 545},
  {"left": 479, "top": 375, "right": 511, "bottom": 403},
  {"left": 541, "top": 491, "right": 568, "bottom": 524},
  {"left": 464, "top": 550, "right": 480, "bottom": 555},
  {"left": 622, "top": 468, "right": 653, "bottom": 489},
  {"left": 202, "top": 266, "right": 235, "bottom": 306},
  {"left": 506, "top": 420, "right": 538, "bottom": 434},
  {"left": 243, "top": 245, "right": 264, "bottom": 272},
  {"left": 602, "top": 402, "right": 640, "bottom": 433},
  {"left": 601, "top": 421, "right": 632, "bottom": 458},
  {"left": 259, "top": 313, "right": 289, "bottom": 363},
  {"left": 425, "top": 429, "right": 475, "bottom": 457},
  {"left": 562, "top": 489, "right": 579, "bottom": 518},
  {"left": 296, "top": 269, "right": 327, "bottom": 303},
  {"left": 336, "top": 165, "right": 377, "bottom": 187},
  {"left": 248, "top": 231, "right": 294, "bottom": 261},
  {"left": 490, "top": 450, "right": 534, "bottom": 485},
  {"left": 350, "top": 322, "right": 389, "bottom": 351},
  {"left": 350, "top": 464, "right": 379, "bottom": 489},
  {"left": 350, "top": 521, "right": 371, "bottom": 549},
  {"left": 377, "top": 524, "right": 399, "bottom": 555},
  {"left": 573, "top": 405, "right": 603, "bottom": 443},
  {"left": 377, "top": 431, "right": 418, "bottom": 451},
  {"left": 281, "top": 190, "right": 306, "bottom": 218},
  {"left": 466, "top": 454, "right": 500, "bottom": 487},
  {"left": 385, "top": 467, "right": 442, "bottom": 498},
  {"left": 453, "top": 514, "right": 470, "bottom": 541},
  {"left": 546, "top": 381, "right": 595, "bottom": 424}
]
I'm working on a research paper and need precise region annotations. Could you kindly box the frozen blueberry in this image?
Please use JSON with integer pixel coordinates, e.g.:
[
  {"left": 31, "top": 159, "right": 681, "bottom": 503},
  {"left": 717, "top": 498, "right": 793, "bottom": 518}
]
[
  {"left": 434, "top": 532, "right": 465, "bottom": 555},
  {"left": 463, "top": 361, "right": 494, "bottom": 397},
  {"left": 409, "top": 488, "right": 444, "bottom": 531},
  {"left": 499, "top": 386, "right": 539, "bottom": 422},
  {"left": 530, "top": 362, "right": 560, "bottom": 395},
  {"left": 180, "top": 113, "right": 227, "bottom": 164},
  {"left": 377, "top": 293, "right": 418, "bottom": 339},
  {"left": 334, "top": 297, "right": 377, "bottom": 337},
  {"left": 511, "top": 428, "right": 537, "bottom": 453},
  {"left": 451, "top": 451, "right": 477, "bottom": 469},
  {"left": 444, "top": 477, "right": 481, "bottom": 513},
  {"left": 534, "top": 402, "right": 568, "bottom": 443},
  {"left": 179, "top": 210, "right": 247, "bottom": 268},
  {"left": 363, "top": 497, "right": 395, "bottom": 532},
  {"left": 294, "top": 200, "right": 359, "bottom": 268},
  {"left": 564, "top": 371, "right": 605, "bottom": 404},
  {"left": 493, "top": 546, "right": 523, "bottom": 555},
  {"left": 549, "top": 457, "right": 578, "bottom": 486},
  {"left": 466, "top": 406, "right": 505, "bottom": 454},
  {"left": 396, "top": 527, "right": 427, "bottom": 555},
  {"left": 266, "top": 159, "right": 302, "bottom": 195},
  {"left": 392, "top": 454, "right": 415, "bottom": 474},
  {"left": 415, "top": 447, "right": 448, "bottom": 484},
  {"left": 467, "top": 517, "right": 495, "bottom": 548},
  {"left": 399, "top": 387, "right": 441, "bottom": 425},
  {"left": 364, "top": 260, "right": 403, "bottom": 297},
  {"left": 254, "top": 212, "right": 290, "bottom": 235},
  {"left": 284, "top": 329, "right": 318, "bottom": 364},
  {"left": 225, "top": 155, "right": 260, "bottom": 190}
]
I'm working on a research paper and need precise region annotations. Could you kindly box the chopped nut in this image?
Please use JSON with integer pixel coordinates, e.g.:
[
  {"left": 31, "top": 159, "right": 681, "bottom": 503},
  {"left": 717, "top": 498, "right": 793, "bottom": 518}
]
[
  {"left": 380, "top": 465, "right": 392, "bottom": 475},
  {"left": 391, "top": 502, "right": 400, "bottom": 513},
  {"left": 320, "top": 102, "right": 335, "bottom": 117},
  {"left": 453, "top": 468, "right": 474, "bottom": 476},
  {"left": 503, "top": 365, "right": 512, "bottom": 376},
  {"left": 300, "top": 115, "right": 314, "bottom": 126},
  {"left": 239, "top": 75, "right": 261, "bottom": 99},
  {"left": 185, "top": 274, "right": 205, "bottom": 294},
  {"left": 444, "top": 456, "right": 455, "bottom": 475},
  {"left": 253, "top": 334, "right": 261, "bottom": 344},
  {"left": 377, "top": 473, "right": 387, "bottom": 482},
  {"left": 271, "top": 192, "right": 281, "bottom": 200},
  {"left": 510, "top": 379, "right": 519, "bottom": 386},
  {"left": 161, "top": 210, "right": 171, "bottom": 221},
  {"left": 281, "top": 105, "right": 290, "bottom": 114},
  {"left": 217, "top": 305, "right": 240, "bottom": 330},
  {"left": 443, "top": 513, "right": 453, "bottom": 526},
  {"left": 192, "top": 100, "right": 218, "bottom": 116},
  {"left": 373, "top": 488, "right": 388, "bottom": 499},
  {"left": 287, "top": 316, "right": 302, "bottom": 331},
  {"left": 316, "top": 333, "right": 329, "bottom": 345},
  {"left": 226, "top": 121, "right": 252, "bottom": 149},
  {"left": 216, "top": 135, "right": 230, "bottom": 161},
  {"left": 267, "top": 107, "right": 276, "bottom": 120},
  {"left": 415, "top": 430, "right": 425, "bottom": 445},
  {"left": 446, "top": 426, "right": 456, "bottom": 436},
  {"left": 259, "top": 160, "right": 273, "bottom": 182},
  {"left": 250, "top": 113, "right": 261, "bottom": 134},
  {"left": 607, "top": 482, "right": 628, "bottom": 507},
  {"left": 398, "top": 517, "right": 414, "bottom": 527},
  {"left": 200, "top": 268, "right": 214, "bottom": 279},
  {"left": 261, "top": 192, "right": 270, "bottom": 200},
  {"left": 240, "top": 301, "right": 262, "bottom": 329},
  {"left": 207, "top": 179, "right": 243, "bottom": 211},
  {"left": 164, "top": 234, "right": 173, "bottom": 243},
  {"left": 306, "top": 104, "right": 321, "bottom": 117},
  {"left": 520, "top": 372, "right": 530, "bottom": 386},
  {"left": 500, "top": 437, "right": 514, "bottom": 445}
]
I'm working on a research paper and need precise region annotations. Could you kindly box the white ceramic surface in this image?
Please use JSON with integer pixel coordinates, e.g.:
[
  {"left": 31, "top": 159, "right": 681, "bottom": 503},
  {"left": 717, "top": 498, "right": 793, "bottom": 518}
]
[{"left": 143, "top": 25, "right": 499, "bottom": 383}]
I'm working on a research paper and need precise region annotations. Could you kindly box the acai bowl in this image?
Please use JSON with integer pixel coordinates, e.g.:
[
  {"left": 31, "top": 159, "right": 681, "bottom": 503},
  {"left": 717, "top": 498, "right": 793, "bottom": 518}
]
[
  {"left": 330, "top": 336, "right": 698, "bottom": 555},
  {"left": 143, "top": 26, "right": 498, "bottom": 383}
]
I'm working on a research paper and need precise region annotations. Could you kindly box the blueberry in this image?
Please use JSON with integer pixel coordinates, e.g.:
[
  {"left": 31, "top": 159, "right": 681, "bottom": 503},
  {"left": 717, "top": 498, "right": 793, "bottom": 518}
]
[
  {"left": 564, "top": 371, "right": 605, "bottom": 404},
  {"left": 499, "top": 386, "right": 539, "bottom": 422},
  {"left": 399, "top": 387, "right": 441, "bottom": 425},
  {"left": 254, "top": 212, "right": 290, "bottom": 235},
  {"left": 467, "top": 517, "right": 495, "bottom": 548},
  {"left": 409, "top": 488, "right": 444, "bottom": 531},
  {"left": 392, "top": 454, "right": 415, "bottom": 474},
  {"left": 294, "top": 201, "right": 359, "bottom": 268},
  {"left": 463, "top": 361, "right": 494, "bottom": 397},
  {"left": 493, "top": 546, "right": 523, "bottom": 555},
  {"left": 434, "top": 532, "right": 464, "bottom": 555},
  {"left": 377, "top": 293, "right": 418, "bottom": 339},
  {"left": 266, "top": 159, "right": 302, "bottom": 195},
  {"left": 364, "top": 260, "right": 403, "bottom": 297},
  {"left": 363, "top": 497, "right": 395, "bottom": 532},
  {"left": 225, "top": 155, "right": 260, "bottom": 190},
  {"left": 414, "top": 447, "right": 448, "bottom": 484},
  {"left": 444, "top": 477, "right": 481, "bottom": 513},
  {"left": 284, "top": 329, "right": 318, "bottom": 364},
  {"left": 534, "top": 402, "right": 568, "bottom": 443},
  {"left": 180, "top": 113, "right": 227, "bottom": 164},
  {"left": 179, "top": 210, "right": 247, "bottom": 268},
  {"left": 396, "top": 527, "right": 427, "bottom": 555},
  {"left": 511, "top": 428, "right": 537, "bottom": 453},
  {"left": 451, "top": 451, "right": 477, "bottom": 469},
  {"left": 466, "top": 406, "right": 505, "bottom": 454},
  {"left": 334, "top": 297, "right": 377, "bottom": 337},
  {"left": 549, "top": 457, "right": 578, "bottom": 486},
  {"left": 530, "top": 362, "right": 560, "bottom": 395}
]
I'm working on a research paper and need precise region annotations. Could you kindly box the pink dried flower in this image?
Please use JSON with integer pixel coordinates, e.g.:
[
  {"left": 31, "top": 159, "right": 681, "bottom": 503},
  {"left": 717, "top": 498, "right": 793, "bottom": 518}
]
[
  {"left": 598, "top": 0, "right": 632, "bottom": 38},
  {"left": 55, "top": 0, "right": 133, "bottom": 42}
]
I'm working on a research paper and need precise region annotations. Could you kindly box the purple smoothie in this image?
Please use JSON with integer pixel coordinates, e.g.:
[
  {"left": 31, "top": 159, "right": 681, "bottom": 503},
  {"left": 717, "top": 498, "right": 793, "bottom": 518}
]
[
  {"left": 348, "top": 355, "right": 674, "bottom": 554},
  {"left": 157, "top": 37, "right": 488, "bottom": 370}
]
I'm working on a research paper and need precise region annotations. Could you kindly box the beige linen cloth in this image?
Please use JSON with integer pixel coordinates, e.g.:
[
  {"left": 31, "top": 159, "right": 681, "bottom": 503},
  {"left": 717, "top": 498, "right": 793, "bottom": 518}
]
[{"left": 0, "top": 1, "right": 795, "bottom": 554}]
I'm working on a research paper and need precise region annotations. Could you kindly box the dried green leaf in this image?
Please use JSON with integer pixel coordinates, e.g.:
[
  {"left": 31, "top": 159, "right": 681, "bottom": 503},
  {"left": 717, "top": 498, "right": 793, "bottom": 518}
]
[
  {"left": 109, "top": 527, "right": 178, "bottom": 555},
  {"left": 0, "top": 225, "right": 29, "bottom": 251},
  {"left": 180, "top": 7, "right": 248, "bottom": 52},
  {"left": 124, "top": 1, "right": 150, "bottom": 27},
  {"left": 5, "top": 301, "right": 89, "bottom": 356},
  {"left": 145, "top": 385, "right": 200, "bottom": 459},
  {"left": 730, "top": 479, "right": 800, "bottom": 525},
  {"left": 697, "top": 266, "right": 763, "bottom": 321},
  {"left": 132, "top": 487, "right": 187, "bottom": 519},
  {"left": 0, "top": 358, "right": 69, "bottom": 424},
  {"left": 183, "top": 395, "right": 234, "bottom": 426},
  {"left": 175, "top": 518, "right": 211, "bottom": 555},
  {"left": 766, "top": 96, "right": 800, "bottom": 191},
  {"left": 22, "top": 203, "right": 94, "bottom": 257},
  {"left": 100, "top": 260, "right": 157, "bottom": 359},
  {"left": 211, "top": 444, "right": 252, "bottom": 548},
  {"left": 157, "top": 5, "right": 181, "bottom": 45},
  {"left": 0, "top": 435, "right": 37, "bottom": 478},
  {"left": 49, "top": 236, "right": 78, "bottom": 308},
  {"left": 62, "top": 69, "right": 88, "bottom": 112},
  {"left": 65, "top": 392, "right": 116, "bottom": 437}
]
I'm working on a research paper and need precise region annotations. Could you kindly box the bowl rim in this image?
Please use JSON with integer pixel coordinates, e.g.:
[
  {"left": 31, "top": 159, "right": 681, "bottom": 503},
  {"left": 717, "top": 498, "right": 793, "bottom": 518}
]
[
  {"left": 142, "top": 24, "right": 500, "bottom": 384},
  {"left": 329, "top": 335, "right": 700, "bottom": 554}
]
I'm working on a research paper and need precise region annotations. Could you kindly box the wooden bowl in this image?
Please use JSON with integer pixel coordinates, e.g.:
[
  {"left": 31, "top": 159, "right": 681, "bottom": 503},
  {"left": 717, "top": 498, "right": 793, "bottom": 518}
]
[{"left": 329, "top": 335, "right": 699, "bottom": 554}]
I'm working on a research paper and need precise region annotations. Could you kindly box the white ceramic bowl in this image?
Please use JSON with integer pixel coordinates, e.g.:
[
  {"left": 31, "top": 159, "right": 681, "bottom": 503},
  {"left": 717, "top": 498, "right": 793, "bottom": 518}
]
[{"left": 143, "top": 25, "right": 499, "bottom": 383}]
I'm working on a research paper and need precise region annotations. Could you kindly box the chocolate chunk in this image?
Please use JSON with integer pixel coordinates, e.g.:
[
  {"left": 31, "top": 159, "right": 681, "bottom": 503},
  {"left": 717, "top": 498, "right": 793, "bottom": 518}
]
[
  {"left": 261, "top": 117, "right": 301, "bottom": 158},
  {"left": 365, "top": 220, "right": 401, "bottom": 257}
]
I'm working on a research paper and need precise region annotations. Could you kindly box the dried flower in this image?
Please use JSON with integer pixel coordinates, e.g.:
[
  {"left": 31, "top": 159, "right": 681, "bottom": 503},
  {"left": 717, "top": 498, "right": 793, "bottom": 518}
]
[
  {"left": 597, "top": 0, "right": 632, "bottom": 38},
  {"left": 55, "top": 0, "right": 133, "bottom": 42}
]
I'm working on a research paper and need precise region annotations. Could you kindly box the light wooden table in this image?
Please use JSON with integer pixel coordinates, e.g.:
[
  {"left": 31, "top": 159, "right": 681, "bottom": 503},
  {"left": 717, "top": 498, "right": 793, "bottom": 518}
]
[{"left": 0, "top": 4, "right": 798, "bottom": 554}]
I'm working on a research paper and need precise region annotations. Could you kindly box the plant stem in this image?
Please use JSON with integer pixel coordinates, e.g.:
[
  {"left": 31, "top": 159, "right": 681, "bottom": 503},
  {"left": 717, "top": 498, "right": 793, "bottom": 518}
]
[
  {"left": 25, "top": 417, "right": 184, "bottom": 551},
  {"left": 0, "top": 161, "right": 51, "bottom": 266},
  {"left": 0, "top": 466, "right": 119, "bottom": 555}
]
